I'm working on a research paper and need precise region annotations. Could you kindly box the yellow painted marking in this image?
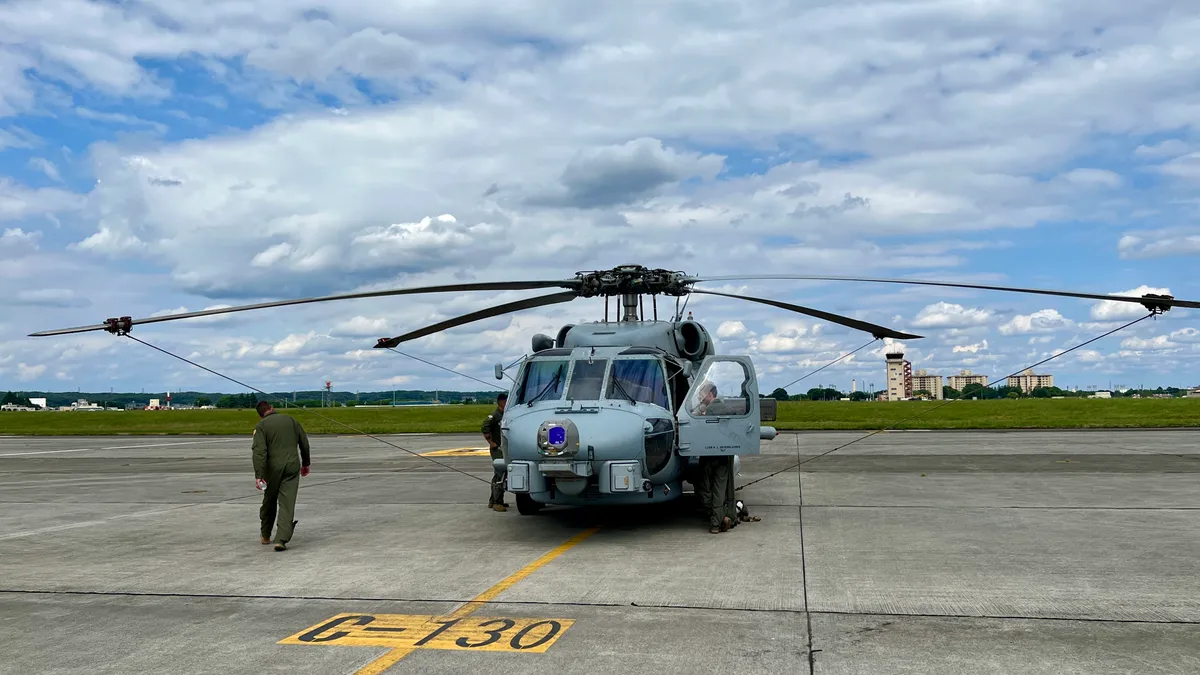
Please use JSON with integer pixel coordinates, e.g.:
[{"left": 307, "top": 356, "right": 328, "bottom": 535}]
[
  {"left": 420, "top": 446, "right": 491, "bottom": 457},
  {"left": 279, "top": 614, "right": 573, "bottom": 653},
  {"left": 280, "top": 527, "right": 599, "bottom": 673}
]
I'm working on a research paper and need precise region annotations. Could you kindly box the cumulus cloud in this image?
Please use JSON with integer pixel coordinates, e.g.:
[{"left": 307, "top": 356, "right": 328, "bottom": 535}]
[
  {"left": 1062, "top": 168, "right": 1122, "bottom": 188},
  {"left": 1118, "top": 229, "right": 1200, "bottom": 259},
  {"left": 953, "top": 340, "right": 989, "bottom": 353},
  {"left": 332, "top": 316, "right": 392, "bottom": 338},
  {"left": 1090, "top": 286, "right": 1172, "bottom": 320},
  {"left": 911, "top": 302, "right": 994, "bottom": 329},
  {"left": 0, "top": 178, "right": 84, "bottom": 222},
  {"left": 0, "top": 227, "right": 39, "bottom": 256},
  {"left": 716, "top": 321, "right": 749, "bottom": 339},
  {"left": 999, "top": 309, "right": 1074, "bottom": 335},
  {"left": 525, "top": 138, "right": 724, "bottom": 208},
  {"left": 1119, "top": 335, "right": 1178, "bottom": 351}
]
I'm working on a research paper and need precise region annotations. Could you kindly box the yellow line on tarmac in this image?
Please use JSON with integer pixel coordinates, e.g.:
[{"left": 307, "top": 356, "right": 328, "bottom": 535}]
[
  {"left": 355, "top": 527, "right": 600, "bottom": 674},
  {"left": 420, "top": 446, "right": 490, "bottom": 457}
]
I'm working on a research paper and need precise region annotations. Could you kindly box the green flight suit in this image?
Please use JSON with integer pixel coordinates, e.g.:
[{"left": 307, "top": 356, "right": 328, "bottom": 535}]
[
  {"left": 481, "top": 406, "right": 506, "bottom": 506},
  {"left": 698, "top": 455, "right": 736, "bottom": 530},
  {"left": 252, "top": 411, "right": 311, "bottom": 544}
]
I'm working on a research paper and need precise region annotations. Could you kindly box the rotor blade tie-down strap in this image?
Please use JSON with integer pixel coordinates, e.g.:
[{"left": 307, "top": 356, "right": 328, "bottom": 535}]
[
  {"left": 120, "top": 334, "right": 490, "bottom": 485},
  {"left": 736, "top": 311, "right": 1158, "bottom": 492}
]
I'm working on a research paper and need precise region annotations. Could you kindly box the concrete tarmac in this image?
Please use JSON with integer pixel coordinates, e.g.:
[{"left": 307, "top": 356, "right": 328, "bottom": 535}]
[{"left": 1, "top": 429, "right": 1198, "bottom": 674}]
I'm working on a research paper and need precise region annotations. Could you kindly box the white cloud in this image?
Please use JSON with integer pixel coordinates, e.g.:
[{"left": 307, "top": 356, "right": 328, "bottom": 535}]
[
  {"left": 0, "top": 227, "right": 39, "bottom": 256},
  {"left": 17, "top": 362, "right": 46, "bottom": 381},
  {"left": 716, "top": 321, "right": 749, "bottom": 339},
  {"left": 0, "top": 178, "right": 84, "bottom": 222},
  {"left": 332, "top": 316, "right": 391, "bottom": 338},
  {"left": 912, "top": 302, "right": 994, "bottom": 329},
  {"left": 1090, "top": 286, "right": 1172, "bottom": 320},
  {"left": 1118, "top": 229, "right": 1200, "bottom": 259},
  {"left": 1134, "top": 139, "right": 1191, "bottom": 158},
  {"left": 271, "top": 332, "right": 320, "bottom": 357},
  {"left": 1158, "top": 152, "right": 1200, "bottom": 180},
  {"left": 28, "top": 157, "right": 61, "bottom": 182},
  {"left": 1062, "top": 168, "right": 1121, "bottom": 188},
  {"left": 999, "top": 309, "right": 1074, "bottom": 335},
  {"left": 1119, "top": 335, "right": 1178, "bottom": 351},
  {"left": 952, "top": 340, "right": 989, "bottom": 353}
]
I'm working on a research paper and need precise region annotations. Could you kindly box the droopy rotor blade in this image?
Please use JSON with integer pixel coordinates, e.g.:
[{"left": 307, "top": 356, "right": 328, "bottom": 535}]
[
  {"left": 690, "top": 289, "right": 922, "bottom": 339},
  {"left": 375, "top": 291, "right": 578, "bottom": 348},
  {"left": 28, "top": 279, "right": 580, "bottom": 337},
  {"left": 692, "top": 275, "right": 1200, "bottom": 311}
]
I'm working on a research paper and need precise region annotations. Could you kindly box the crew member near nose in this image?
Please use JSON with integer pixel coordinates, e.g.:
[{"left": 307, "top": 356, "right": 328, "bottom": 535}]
[
  {"left": 252, "top": 401, "right": 311, "bottom": 550},
  {"left": 481, "top": 392, "right": 508, "bottom": 512}
]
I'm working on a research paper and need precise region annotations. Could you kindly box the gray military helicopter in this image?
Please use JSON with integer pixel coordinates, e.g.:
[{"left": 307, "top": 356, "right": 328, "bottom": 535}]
[{"left": 29, "top": 263, "right": 1195, "bottom": 515}]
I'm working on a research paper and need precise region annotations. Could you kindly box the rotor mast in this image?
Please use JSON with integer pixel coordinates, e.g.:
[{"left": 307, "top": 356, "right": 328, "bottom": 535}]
[{"left": 621, "top": 293, "right": 639, "bottom": 321}]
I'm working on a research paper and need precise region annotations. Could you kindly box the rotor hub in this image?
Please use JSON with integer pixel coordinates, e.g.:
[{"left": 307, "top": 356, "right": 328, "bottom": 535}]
[{"left": 573, "top": 265, "right": 694, "bottom": 298}]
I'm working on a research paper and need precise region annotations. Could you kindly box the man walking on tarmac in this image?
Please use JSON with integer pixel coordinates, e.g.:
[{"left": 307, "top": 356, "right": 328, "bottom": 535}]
[
  {"left": 481, "top": 392, "right": 508, "bottom": 511},
  {"left": 252, "top": 400, "right": 311, "bottom": 551}
]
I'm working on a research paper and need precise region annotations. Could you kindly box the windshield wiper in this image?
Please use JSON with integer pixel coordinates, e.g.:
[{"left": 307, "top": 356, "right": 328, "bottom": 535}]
[
  {"left": 608, "top": 376, "right": 637, "bottom": 405},
  {"left": 527, "top": 367, "right": 564, "bottom": 406}
]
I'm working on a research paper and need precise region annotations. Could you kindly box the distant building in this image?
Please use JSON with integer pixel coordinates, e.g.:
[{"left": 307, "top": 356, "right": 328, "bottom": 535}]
[
  {"left": 948, "top": 369, "right": 988, "bottom": 391},
  {"left": 0, "top": 403, "right": 37, "bottom": 411},
  {"left": 885, "top": 352, "right": 912, "bottom": 401},
  {"left": 912, "top": 370, "right": 943, "bottom": 400},
  {"left": 1007, "top": 368, "right": 1054, "bottom": 393},
  {"left": 1187, "top": 387, "right": 1200, "bottom": 398}
]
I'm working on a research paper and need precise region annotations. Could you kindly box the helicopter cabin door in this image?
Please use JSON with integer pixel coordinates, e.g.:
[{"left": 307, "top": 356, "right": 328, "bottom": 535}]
[{"left": 676, "top": 355, "right": 760, "bottom": 456}]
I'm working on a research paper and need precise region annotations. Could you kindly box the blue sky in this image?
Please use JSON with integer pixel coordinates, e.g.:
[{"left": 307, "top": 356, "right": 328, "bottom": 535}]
[{"left": 4, "top": 0, "right": 1200, "bottom": 398}]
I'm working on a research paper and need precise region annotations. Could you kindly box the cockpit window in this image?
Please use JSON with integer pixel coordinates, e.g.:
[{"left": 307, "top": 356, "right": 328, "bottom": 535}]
[
  {"left": 513, "top": 359, "right": 567, "bottom": 404},
  {"left": 607, "top": 359, "right": 670, "bottom": 409},
  {"left": 566, "top": 359, "right": 608, "bottom": 400}
]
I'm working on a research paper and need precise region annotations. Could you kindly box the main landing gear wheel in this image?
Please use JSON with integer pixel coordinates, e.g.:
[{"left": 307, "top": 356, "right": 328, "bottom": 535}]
[{"left": 516, "top": 493, "right": 543, "bottom": 515}]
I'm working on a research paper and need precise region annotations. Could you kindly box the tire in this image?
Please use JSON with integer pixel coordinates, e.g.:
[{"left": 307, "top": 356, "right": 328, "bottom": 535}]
[{"left": 516, "top": 493, "right": 543, "bottom": 515}]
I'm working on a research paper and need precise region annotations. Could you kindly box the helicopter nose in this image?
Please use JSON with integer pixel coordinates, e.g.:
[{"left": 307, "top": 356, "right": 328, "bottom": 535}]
[{"left": 501, "top": 412, "right": 667, "bottom": 498}]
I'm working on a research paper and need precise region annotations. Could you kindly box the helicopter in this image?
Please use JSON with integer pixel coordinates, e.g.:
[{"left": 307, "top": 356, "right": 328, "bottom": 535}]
[{"left": 29, "top": 263, "right": 1199, "bottom": 516}]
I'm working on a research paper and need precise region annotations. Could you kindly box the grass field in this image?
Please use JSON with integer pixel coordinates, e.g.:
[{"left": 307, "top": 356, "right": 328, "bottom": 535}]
[{"left": 3, "top": 398, "right": 1200, "bottom": 436}]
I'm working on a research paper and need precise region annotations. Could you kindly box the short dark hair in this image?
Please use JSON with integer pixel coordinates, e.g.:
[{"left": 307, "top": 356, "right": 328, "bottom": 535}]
[
  {"left": 497, "top": 392, "right": 508, "bottom": 402},
  {"left": 256, "top": 400, "right": 273, "bottom": 415}
]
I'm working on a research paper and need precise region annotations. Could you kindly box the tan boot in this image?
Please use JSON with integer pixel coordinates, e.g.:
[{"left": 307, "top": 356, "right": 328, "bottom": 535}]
[{"left": 493, "top": 504, "right": 507, "bottom": 512}]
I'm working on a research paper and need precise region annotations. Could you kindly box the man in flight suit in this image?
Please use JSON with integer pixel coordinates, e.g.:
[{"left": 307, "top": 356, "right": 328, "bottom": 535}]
[
  {"left": 481, "top": 392, "right": 508, "bottom": 512},
  {"left": 252, "top": 401, "right": 311, "bottom": 551},
  {"left": 691, "top": 382, "right": 735, "bottom": 533}
]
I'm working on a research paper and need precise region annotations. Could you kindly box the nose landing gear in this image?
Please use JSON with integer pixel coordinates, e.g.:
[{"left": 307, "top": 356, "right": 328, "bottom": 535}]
[{"left": 516, "top": 493, "right": 543, "bottom": 515}]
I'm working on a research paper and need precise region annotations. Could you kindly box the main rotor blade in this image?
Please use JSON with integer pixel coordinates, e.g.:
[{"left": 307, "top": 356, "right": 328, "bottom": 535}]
[
  {"left": 690, "top": 289, "right": 922, "bottom": 339},
  {"left": 692, "top": 275, "right": 1200, "bottom": 310},
  {"left": 375, "top": 291, "right": 578, "bottom": 348},
  {"left": 28, "top": 279, "right": 580, "bottom": 337}
]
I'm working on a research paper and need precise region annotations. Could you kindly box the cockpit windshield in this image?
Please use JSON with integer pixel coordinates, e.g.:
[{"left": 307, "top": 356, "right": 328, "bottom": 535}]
[
  {"left": 566, "top": 359, "right": 608, "bottom": 400},
  {"left": 606, "top": 358, "right": 670, "bottom": 409},
  {"left": 513, "top": 359, "right": 567, "bottom": 404}
]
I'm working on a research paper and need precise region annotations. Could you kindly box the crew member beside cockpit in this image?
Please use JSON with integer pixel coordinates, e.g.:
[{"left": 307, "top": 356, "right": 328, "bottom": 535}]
[
  {"left": 481, "top": 392, "right": 508, "bottom": 512},
  {"left": 690, "top": 382, "right": 736, "bottom": 532}
]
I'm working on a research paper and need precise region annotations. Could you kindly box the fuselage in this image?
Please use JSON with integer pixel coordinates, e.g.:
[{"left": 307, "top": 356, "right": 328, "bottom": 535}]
[{"left": 496, "top": 319, "right": 754, "bottom": 508}]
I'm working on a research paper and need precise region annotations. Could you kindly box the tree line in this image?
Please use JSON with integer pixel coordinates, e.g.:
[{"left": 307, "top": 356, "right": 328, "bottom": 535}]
[{"left": 0, "top": 389, "right": 503, "bottom": 409}]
